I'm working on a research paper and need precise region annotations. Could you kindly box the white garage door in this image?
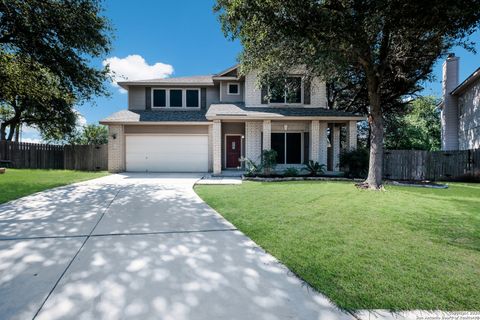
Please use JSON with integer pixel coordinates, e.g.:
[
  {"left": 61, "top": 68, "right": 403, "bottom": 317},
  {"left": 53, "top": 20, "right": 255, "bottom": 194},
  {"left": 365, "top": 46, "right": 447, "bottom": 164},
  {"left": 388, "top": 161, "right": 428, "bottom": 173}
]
[{"left": 126, "top": 135, "right": 209, "bottom": 172}]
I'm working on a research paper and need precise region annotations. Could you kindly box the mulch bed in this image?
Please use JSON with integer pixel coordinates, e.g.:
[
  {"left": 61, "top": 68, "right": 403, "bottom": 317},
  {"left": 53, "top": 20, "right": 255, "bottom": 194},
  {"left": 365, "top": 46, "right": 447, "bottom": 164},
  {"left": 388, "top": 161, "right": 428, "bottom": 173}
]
[
  {"left": 387, "top": 180, "right": 448, "bottom": 189},
  {"left": 243, "top": 175, "right": 363, "bottom": 182}
]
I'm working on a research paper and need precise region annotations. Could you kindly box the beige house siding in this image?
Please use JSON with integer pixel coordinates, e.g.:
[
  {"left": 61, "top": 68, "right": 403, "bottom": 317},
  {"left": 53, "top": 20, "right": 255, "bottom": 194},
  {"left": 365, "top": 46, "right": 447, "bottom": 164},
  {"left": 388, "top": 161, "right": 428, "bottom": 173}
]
[
  {"left": 206, "top": 85, "right": 220, "bottom": 108},
  {"left": 124, "top": 125, "right": 208, "bottom": 134},
  {"left": 128, "top": 86, "right": 146, "bottom": 110},
  {"left": 458, "top": 80, "right": 480, "bottom": 149},
  {"left": 271, "top": 121, "right": 309, "bottom": 132},
  {"left": 219, "top": 81, "right": 244, "bottom": 103}
]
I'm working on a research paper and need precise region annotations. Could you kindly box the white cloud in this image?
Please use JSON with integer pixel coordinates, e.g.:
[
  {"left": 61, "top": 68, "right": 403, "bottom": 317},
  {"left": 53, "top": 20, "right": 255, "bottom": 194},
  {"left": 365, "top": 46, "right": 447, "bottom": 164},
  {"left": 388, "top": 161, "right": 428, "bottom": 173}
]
[
  {"left": 74, "top": 110, "right": 87, "bottom": 128},
  {"left": 103, "top": 54, "right": 174, "bottom": 93}
]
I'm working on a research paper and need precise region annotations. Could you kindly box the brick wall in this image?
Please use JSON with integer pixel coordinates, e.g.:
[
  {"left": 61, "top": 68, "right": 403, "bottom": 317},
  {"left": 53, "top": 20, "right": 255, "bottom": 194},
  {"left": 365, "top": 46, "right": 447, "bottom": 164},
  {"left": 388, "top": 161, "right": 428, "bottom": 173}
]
[
  {"left": 212, "top": 120, "right": 222, "bottom": 174},
  {"left": 245, "top": 121, "right": 262, "bottom": 163},
  {"left": 107, "top": 125, "right": 125, "bottom": 173}
]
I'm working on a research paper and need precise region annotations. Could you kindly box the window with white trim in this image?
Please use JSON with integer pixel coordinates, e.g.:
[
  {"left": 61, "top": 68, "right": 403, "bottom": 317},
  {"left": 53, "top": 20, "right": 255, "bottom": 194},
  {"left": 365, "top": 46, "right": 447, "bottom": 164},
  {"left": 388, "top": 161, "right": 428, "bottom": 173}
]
[
  {"left": 271, "top": 132, "right": 303, "bottom": 164},
  {"left": 227, "top": 83, "right": 240, "bottom": 95},
  {"left": 152, "top": 88, "right": 200, "bottom": 108},
  {"left": 153, "top": 89, "right": 166, "bottom": 107},
  {"left": 186, "top": 89, "right": 200, "bottom": 107},
  {"left": 269, "top": 77, "right": 302, "bottom": 104}
]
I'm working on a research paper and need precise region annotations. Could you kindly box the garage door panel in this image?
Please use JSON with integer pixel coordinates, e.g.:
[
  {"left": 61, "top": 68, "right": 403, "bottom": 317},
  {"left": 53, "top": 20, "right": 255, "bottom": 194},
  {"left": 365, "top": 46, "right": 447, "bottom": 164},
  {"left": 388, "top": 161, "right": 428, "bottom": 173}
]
[{"left": 126, "top": 135, "right": 208, "bottom": 172}]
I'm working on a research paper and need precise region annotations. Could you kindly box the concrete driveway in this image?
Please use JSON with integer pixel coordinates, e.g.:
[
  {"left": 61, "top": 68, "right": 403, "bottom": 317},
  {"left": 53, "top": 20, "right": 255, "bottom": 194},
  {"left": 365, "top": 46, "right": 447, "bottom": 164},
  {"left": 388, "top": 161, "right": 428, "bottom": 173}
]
[{"left": 0, "top": 173, "right": 353, "bottom": 320}]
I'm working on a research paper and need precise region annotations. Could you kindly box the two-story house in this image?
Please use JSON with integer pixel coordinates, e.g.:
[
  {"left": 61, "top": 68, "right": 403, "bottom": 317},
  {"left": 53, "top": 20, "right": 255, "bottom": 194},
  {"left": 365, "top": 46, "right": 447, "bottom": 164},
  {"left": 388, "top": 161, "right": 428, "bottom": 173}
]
[
  {"left": 100, "top": 65, "right": 365, "bottom": 174},
  {"left": 440, "top": 54, "right": 480, "bottom": 150}
]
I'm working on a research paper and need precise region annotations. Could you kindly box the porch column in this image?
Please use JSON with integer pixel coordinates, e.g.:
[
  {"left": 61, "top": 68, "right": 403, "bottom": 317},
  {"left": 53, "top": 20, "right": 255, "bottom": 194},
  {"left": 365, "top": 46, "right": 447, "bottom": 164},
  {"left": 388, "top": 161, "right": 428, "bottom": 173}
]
[
  {"left": 262, "top": 120, "right": 271, "bottom": 150},
  {"left": 331, "top": 124, "right": 340, "bottom": 171},
  {"left": 310, "top": 120, "right": 320, "bottom": 162},
  {"left": 213, "top": 120, "right": 222, "bottom": 174},
  {"left": 346, "top": 120, "right": 358, "bottom": 150},
  {"left": 319, "top": 122, "right": 328, "bottom": 166}
]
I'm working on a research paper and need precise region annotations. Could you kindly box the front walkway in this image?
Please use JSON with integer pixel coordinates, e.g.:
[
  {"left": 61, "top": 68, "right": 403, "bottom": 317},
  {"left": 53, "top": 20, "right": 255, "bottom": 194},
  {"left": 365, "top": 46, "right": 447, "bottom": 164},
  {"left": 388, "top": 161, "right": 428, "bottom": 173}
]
[{"left": 0, "top": 173, "right": 352, "bottom": 320}]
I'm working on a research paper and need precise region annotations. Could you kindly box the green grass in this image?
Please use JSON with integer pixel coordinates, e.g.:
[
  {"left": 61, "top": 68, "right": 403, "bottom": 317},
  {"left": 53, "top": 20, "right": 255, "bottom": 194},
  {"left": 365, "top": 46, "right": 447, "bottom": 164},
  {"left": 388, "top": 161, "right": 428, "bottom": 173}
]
[
  {"left": 195, "top": 181, "right": 480, "bottom": 311},
  {"left": 0, "top": 169, "right": 109, "bottom": 204}
]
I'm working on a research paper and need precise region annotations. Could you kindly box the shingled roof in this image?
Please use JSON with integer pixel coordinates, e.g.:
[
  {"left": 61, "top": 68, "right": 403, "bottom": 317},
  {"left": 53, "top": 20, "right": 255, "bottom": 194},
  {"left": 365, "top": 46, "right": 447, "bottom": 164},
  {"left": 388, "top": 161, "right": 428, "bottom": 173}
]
[
  {"left": 206, "top": 103, "right": 365, "bottom": 120},
  {"left": 100, "top": 109, "right": 208, "bottom": 123},
  {"left": 117, "top": 75, "right": 214, "bottom": 89}
]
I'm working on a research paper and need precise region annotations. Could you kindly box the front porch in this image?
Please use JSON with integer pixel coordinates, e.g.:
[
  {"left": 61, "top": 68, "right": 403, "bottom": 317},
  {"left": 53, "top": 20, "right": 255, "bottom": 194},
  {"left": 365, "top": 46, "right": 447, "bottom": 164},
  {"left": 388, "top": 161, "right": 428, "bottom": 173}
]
[{"left": 210, "top": 119, "right": 358, "bottom": 175}]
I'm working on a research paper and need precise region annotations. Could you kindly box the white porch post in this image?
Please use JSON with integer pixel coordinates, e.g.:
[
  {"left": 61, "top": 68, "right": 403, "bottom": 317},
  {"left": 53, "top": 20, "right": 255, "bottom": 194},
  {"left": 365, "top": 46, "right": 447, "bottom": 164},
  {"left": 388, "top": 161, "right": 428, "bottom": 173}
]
[
  {"left": 346, "top": 120, "right": 358, "bottom": 150},
  {"left": 310, "top": 120, "right": 320, "bottom": 162},
  {"left": 262, "top": 120, "right": 271, "bottom": 150},
  {"left": 319, "top": 122, "right": 328, "bottom": 166},
  {"left": 212, "top": 120, "right": 222, "bottom": 174},
  {"left": 332, "top": 124, "right": 340, "bottom": 171}
]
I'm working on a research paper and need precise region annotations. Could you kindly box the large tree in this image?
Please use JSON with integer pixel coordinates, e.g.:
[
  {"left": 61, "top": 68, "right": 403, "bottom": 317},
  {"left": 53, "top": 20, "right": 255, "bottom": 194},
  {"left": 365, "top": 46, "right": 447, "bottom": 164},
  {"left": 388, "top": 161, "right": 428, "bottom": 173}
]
[
  {"left": 215, "top": 0, "right": 480, "bottom": 189},
  {"left": 0, "top": 0, "right": 112, "bottom": 141}
]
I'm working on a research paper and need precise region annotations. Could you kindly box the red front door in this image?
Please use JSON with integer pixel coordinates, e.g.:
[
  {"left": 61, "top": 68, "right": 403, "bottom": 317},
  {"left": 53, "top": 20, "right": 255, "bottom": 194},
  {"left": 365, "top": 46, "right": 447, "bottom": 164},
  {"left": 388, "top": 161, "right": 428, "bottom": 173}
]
[{"left": 226, "top": 136, "right": 242, "bottom": 168}]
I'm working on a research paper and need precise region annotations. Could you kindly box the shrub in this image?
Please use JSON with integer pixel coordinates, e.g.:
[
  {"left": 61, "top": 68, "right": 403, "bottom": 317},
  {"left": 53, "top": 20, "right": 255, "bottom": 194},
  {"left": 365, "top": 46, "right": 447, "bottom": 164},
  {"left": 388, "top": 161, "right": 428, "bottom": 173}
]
[
  {"left": 284, "top": 167, "right": 299, "bottom": 177},
  {"left": 340, "top": 148, "right": 369, "bottom": 178},
  {"left": 240, "top": 157, "right": 261, "bottom": 177},
  {"left": 261, "top": 149, "right": 277, "bottom": 175},
  {"left": 303, "top": 160, "right": 326, "bottom": 176}
]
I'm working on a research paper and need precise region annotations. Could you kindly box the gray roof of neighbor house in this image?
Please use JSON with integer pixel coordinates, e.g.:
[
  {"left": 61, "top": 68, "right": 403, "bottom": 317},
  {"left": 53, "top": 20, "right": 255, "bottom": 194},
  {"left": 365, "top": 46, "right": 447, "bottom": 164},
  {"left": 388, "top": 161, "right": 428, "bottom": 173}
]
[
  {"left": 206, "top": 103, "right": 366, "bottom": 120},
  {"left": 117, "top": 75, "right": 215, "bottom": 89},
  {"left": 451, "top": 67, "right": 480, "bottom": 96},
  {"left": 100, "top": 109, "right": 208, "bottom": 123}
]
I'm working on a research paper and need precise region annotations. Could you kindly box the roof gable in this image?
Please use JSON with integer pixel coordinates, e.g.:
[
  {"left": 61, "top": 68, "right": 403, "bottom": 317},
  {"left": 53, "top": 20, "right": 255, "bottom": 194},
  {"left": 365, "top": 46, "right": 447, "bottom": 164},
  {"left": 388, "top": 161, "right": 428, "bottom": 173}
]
[
  {"left": 214, "top": 65, "right": 239, "bottom": 78},
  {"left": 451, "top": 67, "right": 480, "bottom": 96}
]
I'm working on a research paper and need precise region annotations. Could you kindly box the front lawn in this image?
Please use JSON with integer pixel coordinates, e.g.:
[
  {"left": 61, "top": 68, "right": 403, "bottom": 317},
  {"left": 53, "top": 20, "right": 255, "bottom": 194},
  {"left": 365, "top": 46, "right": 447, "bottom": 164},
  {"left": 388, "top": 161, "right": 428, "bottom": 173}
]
[
  {"left": 0, "top": 169, "right": 109, "bottom": 204},
  {"left": 195, "top": 181, "right": 480, "bottom": 311}
]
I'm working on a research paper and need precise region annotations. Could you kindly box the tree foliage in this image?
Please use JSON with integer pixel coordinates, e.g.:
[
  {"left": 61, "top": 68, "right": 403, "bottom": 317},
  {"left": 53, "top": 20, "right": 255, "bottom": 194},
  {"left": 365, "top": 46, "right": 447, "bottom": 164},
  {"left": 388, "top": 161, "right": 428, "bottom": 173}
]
[
  {"left": 0, "top": 0, "right": 112, "bottom": 141},
  {"left": 215, "top": 0, "right": 480, "bottom": 188},
  {"left": 0, "top": 53, "right": 76, "bottom": 140},
  {"left": 46, "top": 124, "right": 108, "bottom": 145},
  {"left": 385, "top": 96, "right": 441, "bottom": 151}
]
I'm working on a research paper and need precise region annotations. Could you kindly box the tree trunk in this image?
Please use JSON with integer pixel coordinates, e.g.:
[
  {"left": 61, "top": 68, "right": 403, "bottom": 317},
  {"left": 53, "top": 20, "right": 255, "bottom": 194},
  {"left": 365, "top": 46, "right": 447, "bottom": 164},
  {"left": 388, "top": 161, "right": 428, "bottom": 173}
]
[
  {"left": 14, "top": 124, "right": 20, "bottom": 141},
  {"left": 0, "top": 123, "right": 7, "bottom": 141},
  {"left": 364, "top": 91, "right": 384, "bottom": 189}
]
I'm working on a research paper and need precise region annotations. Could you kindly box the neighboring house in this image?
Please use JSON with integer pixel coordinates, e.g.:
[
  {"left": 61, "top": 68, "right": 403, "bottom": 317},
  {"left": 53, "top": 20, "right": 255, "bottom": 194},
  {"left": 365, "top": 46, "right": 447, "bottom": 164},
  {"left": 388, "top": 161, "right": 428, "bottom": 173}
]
[
  {"left": 440, "top": 54, "right": 480, "bottom": 150},
  {"left": 100, "top": 65, "right": 365, "bottom": 174}
]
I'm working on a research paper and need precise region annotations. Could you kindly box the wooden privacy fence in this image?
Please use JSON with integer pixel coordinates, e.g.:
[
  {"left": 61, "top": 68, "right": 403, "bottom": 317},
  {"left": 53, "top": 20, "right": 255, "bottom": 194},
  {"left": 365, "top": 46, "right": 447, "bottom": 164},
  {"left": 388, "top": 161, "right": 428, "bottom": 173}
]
[
  {"left": 0, "top": 141, "right": 107, "bottom": 171},
  {"left": 383, "top": 149, "right": 480, "bottom": 181}
]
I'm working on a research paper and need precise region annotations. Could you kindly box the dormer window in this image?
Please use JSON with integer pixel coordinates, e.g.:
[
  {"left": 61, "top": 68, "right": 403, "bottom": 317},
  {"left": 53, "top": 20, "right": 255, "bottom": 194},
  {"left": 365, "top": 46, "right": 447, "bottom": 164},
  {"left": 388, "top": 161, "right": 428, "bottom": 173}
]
[
  {"left": 152, "top": 88, "right": 200, "bottom": 108},
  {"left": 227, "top": 83, "right": 240, "bottom": 95},
  {"left": 269, "top": 77, "right": 302, "bottom": 104}
]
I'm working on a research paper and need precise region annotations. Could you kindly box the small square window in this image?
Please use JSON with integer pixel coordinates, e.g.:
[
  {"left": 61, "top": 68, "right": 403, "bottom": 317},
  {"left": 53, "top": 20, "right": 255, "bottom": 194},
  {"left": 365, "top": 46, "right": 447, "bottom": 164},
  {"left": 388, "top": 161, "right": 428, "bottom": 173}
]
[
  {"left": 228, "top": 83, "right": 239, "bottom": 95},
  {"left": 153, "top": 89, "right": 166, "bottom": 107},
  {"left": 169, "top": 90, "right": 183, "bottom": 107},
  {"left": 186, "top": 90, "right": 199, "bottom": 107}
]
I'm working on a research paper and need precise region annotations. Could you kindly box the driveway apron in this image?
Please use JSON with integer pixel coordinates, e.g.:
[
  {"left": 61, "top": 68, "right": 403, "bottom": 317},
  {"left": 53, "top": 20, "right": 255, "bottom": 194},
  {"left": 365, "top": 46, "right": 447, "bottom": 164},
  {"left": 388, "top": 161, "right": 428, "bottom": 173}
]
[{"left": 0, "top": 173, "right": 353, "bottom": 320}]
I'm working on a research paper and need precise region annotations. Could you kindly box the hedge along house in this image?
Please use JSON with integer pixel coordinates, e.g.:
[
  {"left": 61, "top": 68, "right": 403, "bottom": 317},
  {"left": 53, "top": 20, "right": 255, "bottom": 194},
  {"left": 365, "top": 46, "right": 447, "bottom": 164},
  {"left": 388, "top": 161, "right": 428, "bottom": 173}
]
[{"left": 100, "top": 65, "right": 365, "bottom": 174}]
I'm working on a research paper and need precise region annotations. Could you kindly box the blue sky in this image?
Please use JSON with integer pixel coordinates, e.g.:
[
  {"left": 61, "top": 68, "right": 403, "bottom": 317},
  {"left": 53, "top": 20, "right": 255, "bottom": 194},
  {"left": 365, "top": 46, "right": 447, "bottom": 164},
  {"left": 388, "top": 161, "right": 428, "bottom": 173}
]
[{"left": 22, "top": 0, "right": 480, "bottom": 141}]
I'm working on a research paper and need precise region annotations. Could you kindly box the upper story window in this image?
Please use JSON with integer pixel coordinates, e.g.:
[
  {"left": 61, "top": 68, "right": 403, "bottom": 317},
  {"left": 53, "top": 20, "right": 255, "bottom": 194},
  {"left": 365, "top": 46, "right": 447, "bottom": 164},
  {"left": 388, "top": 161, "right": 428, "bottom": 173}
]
[
  {"left": 227, "top": 83, "right": 240, "bottom": 95},
  {"left": 152, "top": 88, "right": 200, "bottom": 108},
  {"left": 269, "top": 77, "right": 302, "bottom": 104}
]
